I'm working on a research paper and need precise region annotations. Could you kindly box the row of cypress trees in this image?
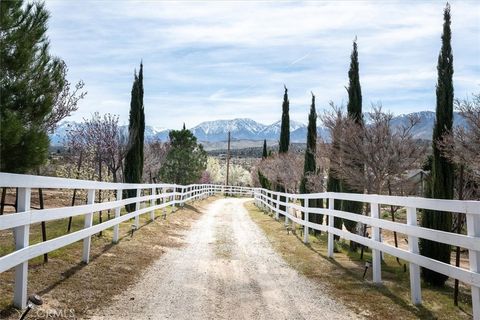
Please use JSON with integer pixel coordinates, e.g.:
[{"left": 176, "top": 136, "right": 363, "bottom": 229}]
[{"left": 260, "top": 3, "right": 455, "bottom": 287}]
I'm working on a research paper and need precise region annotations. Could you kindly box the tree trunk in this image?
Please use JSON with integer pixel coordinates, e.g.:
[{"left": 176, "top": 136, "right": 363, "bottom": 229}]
[
  {"left": 0, "top": 187, "right": 6, "bottom": 215},
  {"left": 454, "top": 165, "right": 464, "bottom": 306}
]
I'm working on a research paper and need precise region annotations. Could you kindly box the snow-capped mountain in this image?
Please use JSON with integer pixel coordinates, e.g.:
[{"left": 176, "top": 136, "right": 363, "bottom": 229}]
[
  {"left": 191, "top": 118, "right": 266, "bottom": 142},
  {"left": 49, "top": 111, "right": 467, "bottom": 146}
]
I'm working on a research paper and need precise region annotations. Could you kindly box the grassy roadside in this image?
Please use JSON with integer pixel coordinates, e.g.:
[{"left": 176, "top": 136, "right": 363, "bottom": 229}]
[
  {"left": 245, "top": 201, "right": 473, "bottom": 320},
  {"left": 0, "top": 197, "right": 215, "bottom": 319}
]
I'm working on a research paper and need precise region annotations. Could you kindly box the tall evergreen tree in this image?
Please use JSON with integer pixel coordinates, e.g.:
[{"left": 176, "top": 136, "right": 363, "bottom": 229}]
[
  {"left": 258, "top": 170, "right": 271, "bottom": 190},
  {"left": 277, "top": 85, "right": 290, "bottom": 215},
  {"left": 124, "top": 63, "right": 145, "bottom": 211},
  {"left": 262, "top": 139, "right": 268, "bottom": 159},
  {"left": 279, "top": 85, "right": 290, "bottom": 154},
  {"left": 258, "top": 140, "right": 270, "bottom": 189},
  {"left": 299, "top": 93, "right": 323, "bottom": 232},
  {"left": 0, "top": 1, "right": 65, "bottom": 173},
  {"left": 420, "top": 3, "right": 454, "bottom": 286},
  {"left": 341, "top": 38, "right": 364, "bottom": 251}
]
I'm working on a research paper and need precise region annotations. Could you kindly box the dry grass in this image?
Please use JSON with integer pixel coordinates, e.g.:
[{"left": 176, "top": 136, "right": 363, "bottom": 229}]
[
  {"left": 0, "top": 197, "right": 215, "bottom": 319},
  {"left": 245, "top": 201, "right": 473, "bottom": 320}
]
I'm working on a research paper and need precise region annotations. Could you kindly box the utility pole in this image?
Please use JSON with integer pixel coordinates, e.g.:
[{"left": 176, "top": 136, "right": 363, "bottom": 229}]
[{"left": 225, "top": 131, "right": 231, "bottom": 188}]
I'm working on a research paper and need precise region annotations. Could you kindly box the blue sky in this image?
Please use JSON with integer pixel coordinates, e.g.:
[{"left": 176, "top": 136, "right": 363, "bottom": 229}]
[{"left": 45, "top": 0, "right": 480, "bottom": 129}]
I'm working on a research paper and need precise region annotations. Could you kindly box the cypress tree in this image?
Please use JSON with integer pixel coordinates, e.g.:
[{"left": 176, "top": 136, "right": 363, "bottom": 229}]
[
  {"left": 342, "top": 38, "right": 364, "bottom": 251},
  {"left": 0, "top": 1, "right": 65, "bottom": 173},
  {"left": 262, "top": 139, "right": 268, "bottom": 159},
  {"left": 420, "top": 3, "right": 454, "bottom": 286},
  {"left": 137, "top": 62, "right": 145, "bottom": 176},
  {"left": 124, "top": 62, "right": 145, "bottom": 211},
  {"left": 258, "top": 140, "right": 270, "bottom": 189},
  {"left": 300, "top": 93, "right": 323, "bottom": 232},
  {"left": 279, "top": 85, "right": 290, "bottom": 154},
  {"left": 258, "top": 170, "right": 271, "bottom": 190},
  {"left": 277, "top": 85, "right": 290, "bottom": 215}
]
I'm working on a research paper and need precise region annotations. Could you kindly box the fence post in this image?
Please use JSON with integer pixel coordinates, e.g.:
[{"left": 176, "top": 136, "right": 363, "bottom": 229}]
[
  {"left": 371, "top": 202, "right": 382, "bottom": 284},
  {"left": 181, "top": 186, "right": 185, "bottom": 207},
  {"left": 275, "top": 193, "right": 280, "bottom": 221},
  {"left": 112, "top": 188, "right": 122, "bottom": 244},
  {"left": 467, "top": 213, "right": 480, "bottom": 320},
  {"left": 82, "top": 189, "right": 95, "bottom": 264},
  {"left": 13, "top": 187, "right": 31, "bottom": 309},
  {"left": 327, "top": 196, "right": 334, "bottom": 258},
  {"left": 150, "top": 187, "right": 155, "bottom": 221},
  {"left": 172, "top": 187, "right": 176, "bottom": 209},
  {"left": 134, "top": 188, "right": 141, "bottom": 227},
  {"left": 406, "top": 206, "right": 421, "bottom": 305},
  {"left": 303, "top": 198, "right": 309, "bottom": 244},
  {"left": 162, "top": 187, "right": 167, "bottom": 217},
  {"left": 285, "top": 196, "right": 290, "bottom": 227}
]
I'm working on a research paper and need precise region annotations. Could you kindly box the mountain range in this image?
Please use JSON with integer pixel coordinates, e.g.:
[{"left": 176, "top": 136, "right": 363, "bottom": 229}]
[{"left": 50, "top": 111, "right": 466, "bottom": 147}]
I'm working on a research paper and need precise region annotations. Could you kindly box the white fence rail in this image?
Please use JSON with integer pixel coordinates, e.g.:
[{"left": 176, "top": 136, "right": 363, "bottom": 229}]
[
  {"left": 0, "top": 173, "right": 253, "bottom": 309},
  {"left": 252, "top": 188, "right": 480, "bottom": 320}
]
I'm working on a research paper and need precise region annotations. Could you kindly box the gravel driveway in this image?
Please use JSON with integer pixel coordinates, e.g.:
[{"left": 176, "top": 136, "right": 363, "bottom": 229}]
[{"left": 92, "top": 198, "right": 360, "bottom": 320}]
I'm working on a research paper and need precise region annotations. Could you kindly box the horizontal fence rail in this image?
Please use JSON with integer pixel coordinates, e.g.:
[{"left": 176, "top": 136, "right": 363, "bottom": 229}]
[
  {"left": 0, "top": 173, "right": 253, "bottom": 309},
  {"left": 252, "top": 188, "right": 480, "bottom": 320}
]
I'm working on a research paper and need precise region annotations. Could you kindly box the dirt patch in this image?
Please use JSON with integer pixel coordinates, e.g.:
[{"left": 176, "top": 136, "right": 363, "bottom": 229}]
[{"left": 0, "top": 197, "right": 215, "bottom": 319}]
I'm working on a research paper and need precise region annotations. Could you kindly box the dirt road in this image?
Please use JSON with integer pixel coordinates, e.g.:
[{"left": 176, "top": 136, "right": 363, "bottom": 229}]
[{"left": 92, "top": 198, "right": 360, "bottom": 320}]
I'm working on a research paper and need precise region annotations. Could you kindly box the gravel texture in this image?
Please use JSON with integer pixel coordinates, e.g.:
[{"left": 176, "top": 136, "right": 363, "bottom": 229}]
[{"left": 92, "top": 198, "right": 361, "bottom": 320}]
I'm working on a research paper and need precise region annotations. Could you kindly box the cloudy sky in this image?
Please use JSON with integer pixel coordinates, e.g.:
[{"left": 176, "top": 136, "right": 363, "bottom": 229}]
[{"left": 45, "top": 0, "right": 479, "bottom": 129}]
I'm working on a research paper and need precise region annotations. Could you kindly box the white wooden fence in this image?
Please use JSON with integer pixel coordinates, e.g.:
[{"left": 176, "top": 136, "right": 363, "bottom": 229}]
[
  {"left": 1, "top": 172, "right": 479, "bottom": 318},
  {"left": 253, "top": 188, "right": 480, "bottom": 320},
  {"left": 0, "top": 173, "right": 252, "bottom": 309}
]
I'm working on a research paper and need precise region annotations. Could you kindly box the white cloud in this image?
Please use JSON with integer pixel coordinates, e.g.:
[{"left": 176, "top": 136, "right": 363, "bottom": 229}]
[{"left": 45, "top": 0, "right": 480, "bottom": 128}]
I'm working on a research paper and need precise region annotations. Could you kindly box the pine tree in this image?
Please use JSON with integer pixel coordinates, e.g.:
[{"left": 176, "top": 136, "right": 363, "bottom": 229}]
[
  {"left": 124, "top": 63, "right": 145, "bottom": 211},
  {"left": 300, "top": 93, "right": 323, "bottom": 232},
  {"left": 262, "top": 139, "right": 268, "bottom": 159},
  {"left": 159, "top": 127, "right": 207, "bottom": 184},
  {"left": 0, "top": 1, "right": 65, "bottom": 173},
  {"left": 279, "top": 85, "right": 290, "bottom": 154},
  {"left": 341, "top": 38, "right": 364, "bottom": 250},
  {"left": 420, "top": 3, "right": 454, "bottom": 286}
]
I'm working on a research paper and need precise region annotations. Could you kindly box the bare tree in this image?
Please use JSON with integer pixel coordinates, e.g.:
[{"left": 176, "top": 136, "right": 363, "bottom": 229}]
[
  {"left": 439, "top": 93, "right": 480, "bottom": 186},
  {"left": 257, "top": 153, "right": 303, "bottom": 193},
  {"left": 62, "top": 113, "right": 127, "bottom": 232},
  {"left": 143, "top": 139, "right": 170, "bottom": 183},
  {"left": 322, "top": 103, "right": 426, "bottom": 195},
  {"left": 322, "top": 103, "right": 426, "bottom": 257},
  {"left": 43, "top": 62, "right": 87, "bottom": 132}
]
